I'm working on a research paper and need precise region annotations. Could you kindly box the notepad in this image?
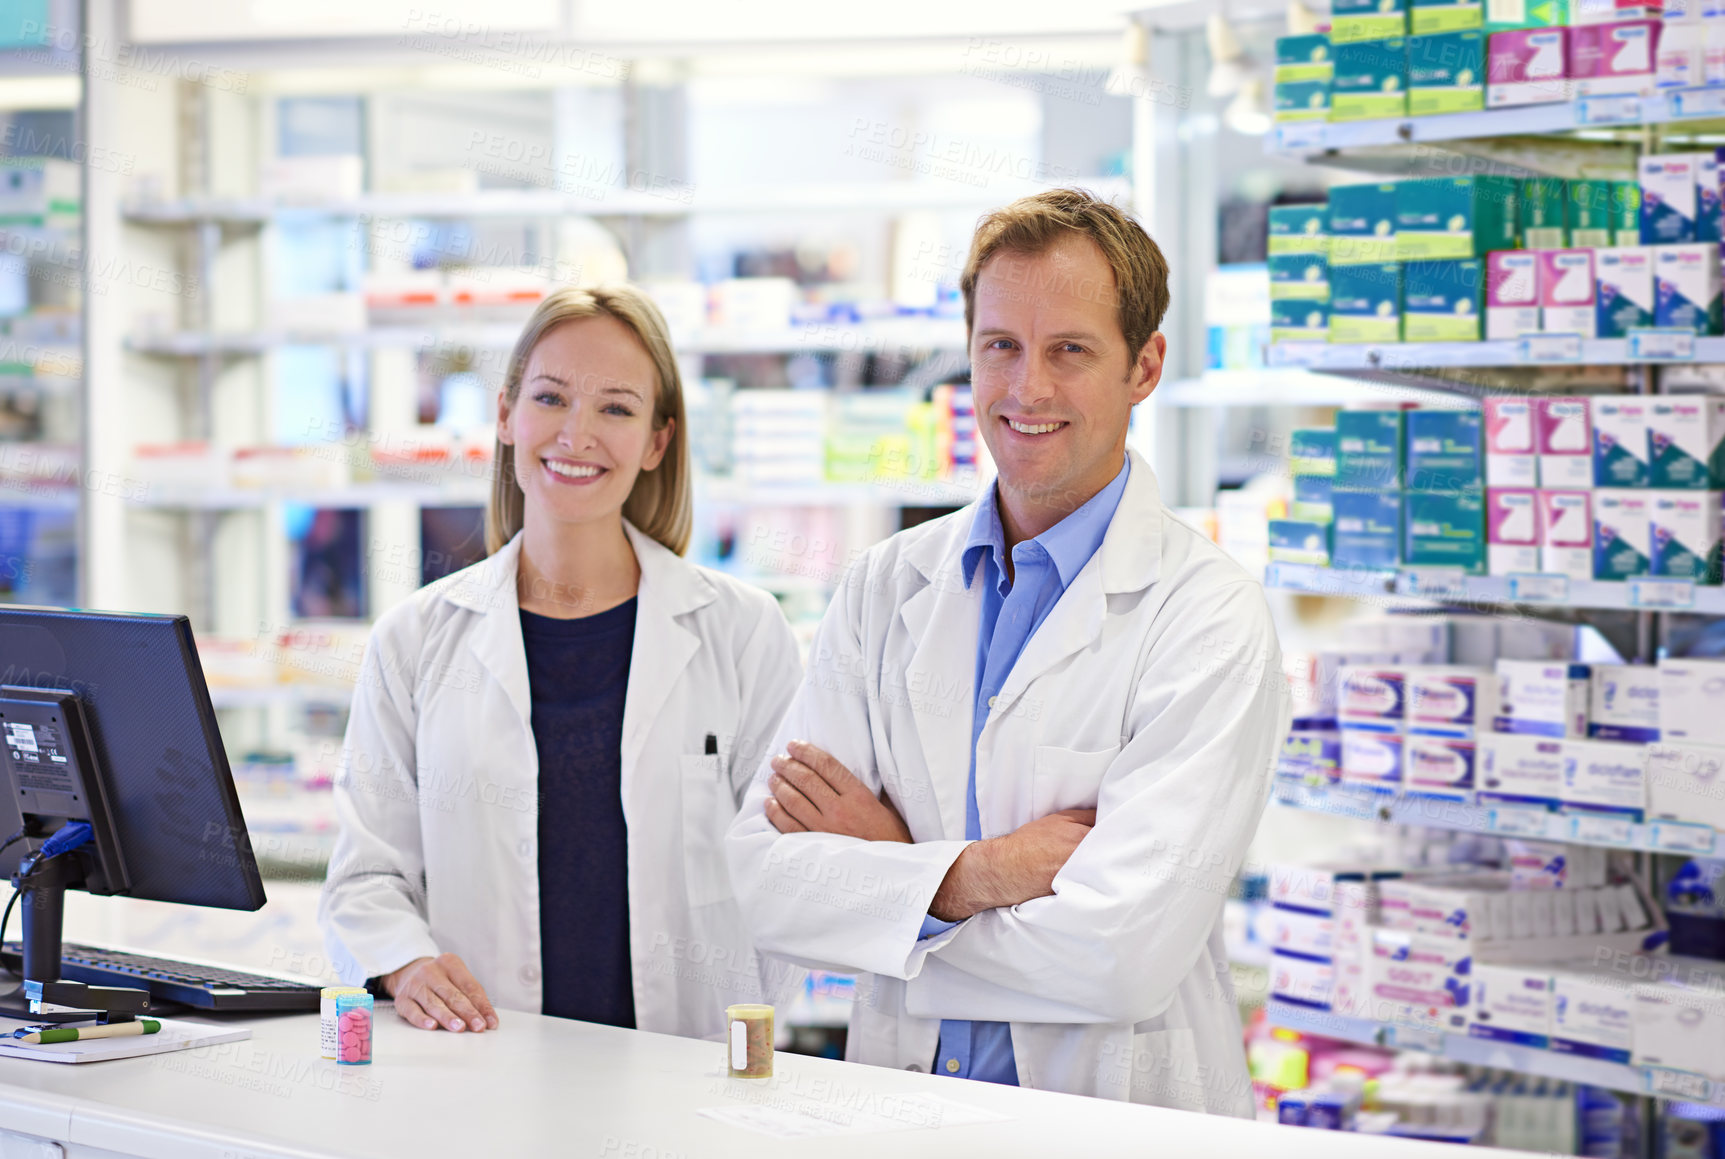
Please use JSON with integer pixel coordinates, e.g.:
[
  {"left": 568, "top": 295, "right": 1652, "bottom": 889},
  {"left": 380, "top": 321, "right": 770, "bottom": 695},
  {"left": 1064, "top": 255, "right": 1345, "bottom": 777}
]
[{"left": 0, "top": 1014, "right": 250, "bottom": 1064}]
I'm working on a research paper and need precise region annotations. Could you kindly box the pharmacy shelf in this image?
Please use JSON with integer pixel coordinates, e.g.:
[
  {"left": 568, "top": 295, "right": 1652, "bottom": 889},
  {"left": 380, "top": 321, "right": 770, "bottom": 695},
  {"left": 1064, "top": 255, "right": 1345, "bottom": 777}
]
[
  {"left": 126, "top": 319, "right": 968, "bottom": 357},
  {"left": 208, "top": 685, "right": 355, "bottom": 710},
  {"left": 700, "top": 476, "right": 981, "bottom": 507},
  {"left": 1266, "top": 1001, "right": 1725, "bottom": 1107},
  {"left": 1154, "top": 369, "right": 1475, "bottom": 409},
  {"left": 129, "top": 481, "right": 492, "bottom": 511},
  {"left": 1267, "top": 87, "right": 1725, "bottom": 158},
  {"left": 1272, "top": 779, "right": 1719, "bottom": 857},
  {"left": 1269, "top": 337, "right": 1725, "bottom": 372},
  {"left": 122, "top": 178, "right": 1133, "bottom": 225},
  {"left": 1264, "top": 561, "right": 1725, "bottom": 615}
]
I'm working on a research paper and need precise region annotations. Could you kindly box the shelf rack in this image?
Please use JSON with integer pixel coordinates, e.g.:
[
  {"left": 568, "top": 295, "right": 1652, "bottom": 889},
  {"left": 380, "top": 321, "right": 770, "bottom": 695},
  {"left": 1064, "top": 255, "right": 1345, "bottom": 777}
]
[
  {"left": 1153, "top": 369, "right": 1477, "bottom": 409},
  {"left": 1269, "top": 338, "right": 1725, "bottom": 373},
  {"left": 1264, "top": 561, "right": 1725, "bottom": 615}
]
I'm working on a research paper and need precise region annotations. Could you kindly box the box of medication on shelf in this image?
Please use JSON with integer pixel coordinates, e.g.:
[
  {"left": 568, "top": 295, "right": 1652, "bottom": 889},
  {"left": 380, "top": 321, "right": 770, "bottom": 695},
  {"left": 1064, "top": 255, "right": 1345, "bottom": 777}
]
[
  {"left": 1550, "top": 964, "right": 1635, "bottom": 1063},
  {"left": 1412, "top": 0, "right": 1483, "bottom": 34},
  {"left": 1271, "top": 298, "right": 1329, "bottom": 342},
  {"left": 1332, "top": 489, "right": 1404, "bottom": 569},
  {"left": 1269, "top": 204, "right": 1330, "bottom": 254},
  {"left": 1645, "top": 740, "right": 1725, "bottom": 830},
  {"left": 1487, "top": 487, "right": 1540, "bottom": 574},
  {"left": 1342, "top": 726, "right": 1406, "bottom": 791},
  {"left": 1409, "top": 31, "right": 1486, "bottom": 113},
  {"left": 1276, "top": 33, "right": 1336, "bottom": 81},
  {"left": 1575, "top": 0, "right": 1662, "bottom": 20},
  {"left": 1485, "top": 0, "right": 1568, "bottom": 26},
  {"left": 1522, "top": 177, "right": 1569, "bottom": 249},
  {"left": 1594, "top": 247, "right": 1656, "bottom": 339},
  {"left": 1328, "top": 262, "right": 1404, "bottom": 343},
  {"left": 1395, "top": 176, "right": 1520, "bottom": 260},
  {"left": 1647, "top": 396, "right": 1725, "bottom": 488},
  {"left": 1560, "top": 737, "right": 1648, "bottom": 817},
  {"left": 1538, "top": 250, "right": 1597, "bottom": 336},
  {"left": 1471, "top": 963, "right": 1554, "bottom": 1047},
  {"left": 1572, "top": 19, "right": 1661, "bottom": 94},
  {"left": 1480, "top": 733, "right": 1566, "bottom": 805},
  {"left": 1485, "top": 397, "right": 1538, "bottom": 486},
  {"left": 1406, "top": 410, "right": 1484, "bottom": 491},
  {"left": 1404, "top": 491, "right": 1487, "bottom": 572},
  {"left": 1337, "top": 410, "right": 1405, "bottom": 488},
  {"left": 1271, "top": 952, "right": 1336, "bottom": 1008},
  {"left": 1540, "top": 487, "right": 1593, "bottom": 580},
  {"left": 1269, "top": 519, "right": 1333, "bottom": 566},
  {"left": 1340, "top": 666, "right": 1407, "bottom": 725},
  {"left": 1592, "top": 395, "right": 1651, "bottom": 486},
  {"left": 1660, "top": 657, "right": 1725, "bottom": 747},
  {"left": 1486, "top": 250, "right": 1541, "bottom": 339},
  {"left": 1293, "top": 474, "right": 1335, "bottom": 520},
  {"left": 1280, "top": 730, "right": 1343, "bottom": 784},
  {"left": 1408, "top": 666, "right": 1498, "bottom": 736},
  {"left": 1406, "top": 734, "right": 1479, "bottom": 798},
  {"left": 1589, "top": 664, "right": 1661, "bottom": 742},
  {"left": 1368, "top": 928, "right": 1473, "bottom": 1030},
  {"left": 1535, "top": 397, "right": 1594, "bottom": 487},
  {"left": 1329, "top": 183, "right": 1400, "bottom": 265},
  {"left": 1653, "top": 243, "right": 1723, "bottom": 334},
  {"left": 1706, "top": 154, "right": 1725, "bottom": 243},
  {"left": 1487, "top": 28, "right": 1572, "bottom": 105},
  {"left": 1569, "top": 179, "right": 1617, "bottom": 247},
  {"left": 1331, "top": 0, "right": 1410, "bottom": 42},
  {"left": 1650, "top": 492, "right": 1723, "bottom": 582},
  {"left": 1495, "top": 660, "right": 1590, "bottom": 737},
  {"left": 1641, "top": 153, "right": 1699, "bottom": 243},
  {"left": 1269, "top": 252, "right": 1329, "bottom": 300},
  {"left": 1276, "top": 79, "right": 1333, "bottom": 122},
  {"left": 1403, "top": 259, "right": 1484, "bottom": 341},
  {"left": 1290, "top": 427, "right": 1338, "bottom": 477},
  {"left": 1632, "top": 963, "right": 1725, "bottom": 1080},
  {"left": 1331, "top": 38, "right": 1411, "bottom": 120},
  {"left": 1656, "top": 18, "right": 1706, "bottom": 86},
  {"left": 1593, "top": 488, "right": 1653, "bottom": 579}
]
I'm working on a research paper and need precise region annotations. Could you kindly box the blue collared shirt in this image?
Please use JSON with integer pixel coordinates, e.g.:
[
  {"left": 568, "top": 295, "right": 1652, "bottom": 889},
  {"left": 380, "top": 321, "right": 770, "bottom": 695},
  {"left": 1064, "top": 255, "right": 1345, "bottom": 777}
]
[{"left": 920, "top": 455, "right": 1130, "bottom": 1084}]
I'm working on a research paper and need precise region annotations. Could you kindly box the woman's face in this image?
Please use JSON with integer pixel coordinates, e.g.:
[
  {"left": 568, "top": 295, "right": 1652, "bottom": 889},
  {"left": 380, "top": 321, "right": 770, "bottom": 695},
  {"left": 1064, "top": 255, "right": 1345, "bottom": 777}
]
[{"left": 497, "top": 314, "right": 673, "bottom": 532}]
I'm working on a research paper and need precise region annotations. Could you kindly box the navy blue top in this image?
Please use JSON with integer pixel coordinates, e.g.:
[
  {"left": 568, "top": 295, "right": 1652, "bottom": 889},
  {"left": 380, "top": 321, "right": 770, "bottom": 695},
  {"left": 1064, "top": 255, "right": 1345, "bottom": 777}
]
[{"left": 520, "top": 598, "right": 638, "bottom": 1028}]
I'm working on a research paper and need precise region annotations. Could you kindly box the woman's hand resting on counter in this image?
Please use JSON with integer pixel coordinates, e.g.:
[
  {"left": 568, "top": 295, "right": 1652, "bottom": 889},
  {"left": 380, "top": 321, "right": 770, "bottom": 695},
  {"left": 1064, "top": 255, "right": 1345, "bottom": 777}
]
[{"left": 383, "top": 953, "right": 500, "bottom": 1033}]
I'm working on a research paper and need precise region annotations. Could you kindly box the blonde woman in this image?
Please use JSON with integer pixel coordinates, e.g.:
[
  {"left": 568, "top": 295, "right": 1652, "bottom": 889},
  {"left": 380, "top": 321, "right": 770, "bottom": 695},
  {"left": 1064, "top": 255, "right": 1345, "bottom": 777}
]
[{"left": 319, "top": 285, "right": 802, "bottom": 1038}]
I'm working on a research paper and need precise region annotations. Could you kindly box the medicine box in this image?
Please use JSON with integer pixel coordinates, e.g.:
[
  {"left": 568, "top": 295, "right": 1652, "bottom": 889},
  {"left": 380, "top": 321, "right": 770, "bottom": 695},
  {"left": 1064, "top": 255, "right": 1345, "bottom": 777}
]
[
  {"left": 1653, "top": 242, "right": 1723, "bottom": 334},
  {"left": 1650, "top": 491, "right": 1723, "bottom": 581},
  {"left": 1550, "top": 966, "right": 1635, "bottom": 1062},
  {"left": 1406, "top": 409, "right": 1484, "bottom": 491},
  {"left": 1271, "top": 863, "right": 1401, "bottom": 913},
  {"left": 1471, "top": 963, "right": 1554, "bottom": 1047},
  {"left": 1572, "top": 19, "right": 1662, "bottom": 96},
  {"left": 1406, "top": 734, "right": 1478, "bottom": 798},
  {"left": 1412, "top": 0, "right": 1484, "bottom": 34},
  {"left": 1276, "top": 34, "right": 1337, "bottom": 82},
  {"left": 1593, "top": 395, "right": 1651, "bottom": 487},
  {"left": 1329, "top": 183, "right": 1401, "bottom": 265},
  {"left": 1269, "top": 518, "right": 1333, "bottom": 565},
  {"left": 1594, "top": 246, "right": 1656, "bottom": 339},
  {"left": 1538, "top": 250, "right": 1597, "bottom": 337},
  {"left": 1271, "top": 951, "right": 1336, "bottom": 1008},
  {"left": 1589, "top": 664, "right": 1662, "bottom": 742},
  {"left": 1487, "top": 487, "right": 1541, "bottom": 574},
  {"left": 1522, "top": 177, "right": 1570, "bottom": 248},
  {"left": 1329, "top": 262, "right": 1404, "bottom": 343},
  {"left": 1396, "top": 176, "right": 1520, "bottom": 259},
  {"left": 1333, "top": 0, "right": 1411, "bottom": 42},
  {"left": 1337, "top": 410, "right": 1406, "bottom": 488},
  {"left": 1291, "top": 427, "right": 1338, "bottom": 476},
  {"left": 1657, "top": 19, "right": 1706, "bottom": 87},
  {"left": 1293, "top": 474, "right": 1336, "bottom": 520},
  {"left": 1332, "top": 38, "right": 1411, "bottom": 120},
  {"left": 1333, "top": 488, "right": 1405, "bottom": 569},
  {"left": 1660, "top": 657, "right": 1725, "bottom": 747},
  {"left": 1280, "top": 729, "right": 1344, "bottom": 784},
  {"left": 1368, "top": 927, "right": 1473, "bottom": 1030},
  {"left": 1642, "top": 153, "right": 1700, "bottom": 243},
  {"left": 1479, "top": 732, "right": 1567, "bottom": 804},
  {"left": 1632, "top": 972, "right": 1725, "bottom": 1079},
  {"left": 1487, "top": 27, "right": 1572, "bottom": 105},
  {"left": 1269, "top": 252, "right": 1330, "bottom": 299},
  {"left": 1575, "top": 0, "right": 1663, "bottom": 21},
  {"left": 1569, "top": 179, "right": 1617, "bottom": 246},
  {"left": 1700, "top": 154, "right": 1723, "bottom": 244},
  {"left": 1340, "top": 666, "right": 1407, "bottom": 724},
  {"left": 1276, "top": 78, "right": 1331, "bottom": 120},
  {"left": 1485, "top": 250, "right": 1541, "bottom": 339},
  {"left": 1540, "top": 488, "right": 1594, "bottom": 580},
  {"left": 1341, "top": 725, "right": 1406, "bottom": 791},
  {"left": 1408, "top": 665, "right": 1499, "bottom": 734},
  {"left": 1495, "top": 660, "right": 1590, "bottom": 738},
  {"left": 1646, "top": 740, "right": 1725, "bottom": 830},
  {"left": 1272, "top": 904, "right": 1338, "bottom": 959},
  {"left": 1486, "top": 0, "right": 1569, "bottom": 28},
  {"left": 1404, "top": 491, "right": 1487, "bottom": 572},
  {"left": 1403, "top": 259, "right": 1485, "bottom": 341},
  {"left": 1648, "top": 396, "right": 1725, "bottom": 488},
  {"left": 1594, "top": 488, "right": 1653, "bottom": 579},
  {"left": 1271, "top": 298, "right": 1329, "bottom": 343},
  {"left": 1486, "top": 397, "right": 1539, "bottom": 486},
  {"left": 1615, "top": 180, "right": 1644, "bottom": 245},
  {"left": 1270, "top": 204, "right": 1331, "bottom": 254},
  {"left": 1409, "top": 31, "right": 1486, "bottom": 113},
  {"left": 1560, "top": 737, "right": 1648, "bottom": 816},
  {"left": 1536, "top": 396, "right": 1595, "bottom": 487}
]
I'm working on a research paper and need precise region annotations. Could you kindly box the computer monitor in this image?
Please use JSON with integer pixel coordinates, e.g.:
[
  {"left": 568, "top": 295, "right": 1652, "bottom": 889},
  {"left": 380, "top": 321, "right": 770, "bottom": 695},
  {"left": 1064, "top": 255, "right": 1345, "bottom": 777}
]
[{"left": 0, "top": 606, "right": 266, "bottom": 1017}]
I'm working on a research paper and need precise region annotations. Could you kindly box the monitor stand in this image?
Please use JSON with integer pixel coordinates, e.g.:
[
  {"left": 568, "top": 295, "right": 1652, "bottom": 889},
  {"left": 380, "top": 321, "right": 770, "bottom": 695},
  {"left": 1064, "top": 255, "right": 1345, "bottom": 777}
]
[{"left": 2, "top": 846, "right": 149, "bottom": 1024}]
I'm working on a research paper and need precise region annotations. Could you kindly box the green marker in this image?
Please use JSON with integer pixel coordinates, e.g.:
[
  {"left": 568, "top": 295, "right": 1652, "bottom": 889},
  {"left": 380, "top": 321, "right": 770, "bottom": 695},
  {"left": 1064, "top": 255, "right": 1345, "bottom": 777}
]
[{"left": 16, "top": 1018, "right": 160, "bottom": 1044}]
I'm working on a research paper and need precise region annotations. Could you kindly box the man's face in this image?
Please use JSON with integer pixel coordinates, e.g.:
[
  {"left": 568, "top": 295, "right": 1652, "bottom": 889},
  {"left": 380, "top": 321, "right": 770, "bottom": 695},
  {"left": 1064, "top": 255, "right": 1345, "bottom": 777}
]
[{"left": 969, "top": 234, "right": 1163, "bottom": 520}]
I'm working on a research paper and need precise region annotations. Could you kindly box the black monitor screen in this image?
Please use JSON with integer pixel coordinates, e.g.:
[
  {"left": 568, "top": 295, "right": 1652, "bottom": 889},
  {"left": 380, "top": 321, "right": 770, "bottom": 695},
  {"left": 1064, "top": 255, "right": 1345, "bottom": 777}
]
[{"left": 0, "top": 607, "right": 264, "bottom": 911}]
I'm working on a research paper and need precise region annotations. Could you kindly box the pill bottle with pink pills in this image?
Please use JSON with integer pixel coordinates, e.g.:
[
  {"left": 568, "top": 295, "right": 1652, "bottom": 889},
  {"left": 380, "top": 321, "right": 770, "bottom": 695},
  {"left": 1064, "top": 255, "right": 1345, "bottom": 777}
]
[{"left": 335, "top": 991, "right": 374, "bottom": 1065}]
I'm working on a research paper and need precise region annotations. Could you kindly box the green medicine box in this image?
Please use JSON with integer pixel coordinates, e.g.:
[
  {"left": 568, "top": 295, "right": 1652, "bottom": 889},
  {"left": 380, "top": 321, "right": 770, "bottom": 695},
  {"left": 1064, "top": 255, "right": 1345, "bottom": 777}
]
[
  {"left": 1337, "top": 409, "right": 1406, "bottom": 489},
  {"left": 1275, "top": 78, "right": 1332, "bottom": 122},
  {"left": 1411, "top": 0, "right": 1482, "bottom": 36},
  {"left": 1521, "top": 177, "right": 1569, "bottom": 249},
  {"left": 1331, "top": 38, "right": 1408, "bottom": 121},
  {"left": 1404, "top": 491, "right": 1486, "bottom": 573},
  {"left": 1270, "top": 252, "right": 1330, "bottom": 300},
  {"left": 1332, "top": 0, "right": 1410, "bottom": 42},
  {"left": 1269, "top": 519, "right": 1334, "bottom": 566},
  {"left": 1405, "top": 409, "right": 1484, "bottom": 491},
  {"left": 1484, "top": 0, "right": 1566, "bottom": 29},
  {"left": 1567, "top": 179, "right": 1615, "bottom": 248},
  {"left": 1402, "top": 259, "right": 1483, "bottom": 342},
  {"left": 1293, "top": 474, "right": 1336, "bottom": 520},
  {"left": 1276, "top": 34, "right": 1335, "bottom": 82},
  {"left": 1408, "top": 31, "right": 1484, "bottom": 115},
  {"left": 1613, "top": 182, "right": 1641, "bottom": 247},
  {"left": 1271, "top": 297, "right": 1330, "bottom": 342},
  {"left": 1330, "top": 182, "right": 1399, "bottom": 265},
  {"left": 1269, "top": 204, "right": 1330, "bottom": 254},
  {"left": 1290, "top": 428, "right": 1338, "bottom": 477},
  {"left": 1394, "top": 176, "right": 1519, "bottom": 260},
  {"left": 1330, "top": 262, "right": 1403, "bottom": 343}
]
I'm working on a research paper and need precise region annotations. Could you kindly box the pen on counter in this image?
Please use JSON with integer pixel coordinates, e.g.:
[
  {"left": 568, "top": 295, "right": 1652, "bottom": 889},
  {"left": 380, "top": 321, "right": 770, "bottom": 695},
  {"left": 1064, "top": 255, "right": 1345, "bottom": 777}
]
[
  {"left": 14, "top": 1019, "right": 160, "bottom": 1044},
  {"left": 704, "top": 733, "right": 718, "bottom": 756}
]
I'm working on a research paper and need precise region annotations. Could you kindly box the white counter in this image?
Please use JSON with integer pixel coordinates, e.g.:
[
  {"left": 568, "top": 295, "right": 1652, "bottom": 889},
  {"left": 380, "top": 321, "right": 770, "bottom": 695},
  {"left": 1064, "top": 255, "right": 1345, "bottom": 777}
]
[{"left": 0, "top": 1009, "right": 1522, "bottom": 1158}]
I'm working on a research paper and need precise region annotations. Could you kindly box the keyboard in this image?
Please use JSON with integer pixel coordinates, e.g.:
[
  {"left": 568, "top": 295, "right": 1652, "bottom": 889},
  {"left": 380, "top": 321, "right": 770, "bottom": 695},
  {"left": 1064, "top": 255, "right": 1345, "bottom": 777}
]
[{"left": 1, "top": 942, "right": 324, "bottom": 1011}]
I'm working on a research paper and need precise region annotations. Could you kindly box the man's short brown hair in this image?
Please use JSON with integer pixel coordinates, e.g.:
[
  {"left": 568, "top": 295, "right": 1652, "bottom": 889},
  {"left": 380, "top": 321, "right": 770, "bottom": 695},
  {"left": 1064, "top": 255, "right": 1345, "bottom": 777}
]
[{"left": 960, "top": 188, "right": 1171, "bottom": 368}]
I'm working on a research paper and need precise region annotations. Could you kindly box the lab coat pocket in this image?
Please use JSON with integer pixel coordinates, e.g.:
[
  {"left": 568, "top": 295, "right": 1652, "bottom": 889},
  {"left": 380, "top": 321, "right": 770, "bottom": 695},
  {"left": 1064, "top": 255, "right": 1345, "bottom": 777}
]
[
  {"left": 1031, "top": 745, "right": 1120, "bottom": 817},
  {"left": 681, "top": 754, "right": 734, "bottom": 908}
]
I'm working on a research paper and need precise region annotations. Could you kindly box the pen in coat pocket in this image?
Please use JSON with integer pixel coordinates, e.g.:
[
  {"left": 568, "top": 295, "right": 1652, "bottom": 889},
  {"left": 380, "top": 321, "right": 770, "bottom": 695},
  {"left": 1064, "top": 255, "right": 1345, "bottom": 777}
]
[{"left": 704, "top": 733, "right": 718, "bottom": 756}]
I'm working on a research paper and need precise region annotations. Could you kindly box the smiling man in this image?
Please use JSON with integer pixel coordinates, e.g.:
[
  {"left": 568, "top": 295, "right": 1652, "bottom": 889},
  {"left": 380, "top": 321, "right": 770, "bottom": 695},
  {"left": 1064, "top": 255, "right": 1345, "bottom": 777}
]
[{"left": 726, "top": 189, "right": 1290, "bottom": 1115}]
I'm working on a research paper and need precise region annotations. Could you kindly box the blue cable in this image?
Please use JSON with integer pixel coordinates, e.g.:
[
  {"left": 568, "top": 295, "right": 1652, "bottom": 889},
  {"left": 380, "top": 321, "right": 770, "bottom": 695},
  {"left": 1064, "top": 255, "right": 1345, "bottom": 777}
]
[{"left": 39, "top": 822, "right": 92, "bottom": 860}]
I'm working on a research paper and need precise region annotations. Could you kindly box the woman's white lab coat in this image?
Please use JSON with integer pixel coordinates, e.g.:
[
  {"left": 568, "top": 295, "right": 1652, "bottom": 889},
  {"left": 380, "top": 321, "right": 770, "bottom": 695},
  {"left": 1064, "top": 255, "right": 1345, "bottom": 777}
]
[
  {"left": 726, "top": 451, "right": 1290, "bottom": 1114},
  {"left": 319, "top": 523, "right": 804, "bottom": 1038}
]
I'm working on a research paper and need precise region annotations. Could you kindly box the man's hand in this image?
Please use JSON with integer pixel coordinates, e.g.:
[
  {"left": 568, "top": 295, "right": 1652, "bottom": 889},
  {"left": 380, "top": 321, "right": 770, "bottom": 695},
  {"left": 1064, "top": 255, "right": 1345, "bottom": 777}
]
[
  {"left": 929, "top": 809, "right": 1096, "bottom": 922},
  {"left": 383, "top": 952, "right": 499, "bottom": 1033},
  {"left": 764, "top": 739, "right": 911, "bottom": 843}
]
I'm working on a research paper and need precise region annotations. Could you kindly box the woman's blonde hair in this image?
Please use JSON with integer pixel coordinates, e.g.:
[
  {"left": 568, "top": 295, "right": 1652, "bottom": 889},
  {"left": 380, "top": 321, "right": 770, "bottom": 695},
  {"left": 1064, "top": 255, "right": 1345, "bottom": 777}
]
[{"left": 486, "top": 284, "right": 691, "bottom": 557}]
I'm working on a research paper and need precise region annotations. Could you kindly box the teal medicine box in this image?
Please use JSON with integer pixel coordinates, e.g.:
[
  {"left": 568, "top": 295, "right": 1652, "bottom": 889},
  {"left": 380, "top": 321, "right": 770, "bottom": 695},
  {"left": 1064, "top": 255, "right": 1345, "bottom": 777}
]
[{"left": 1337, "top": 409, "right": 1406, "bottom": 489}]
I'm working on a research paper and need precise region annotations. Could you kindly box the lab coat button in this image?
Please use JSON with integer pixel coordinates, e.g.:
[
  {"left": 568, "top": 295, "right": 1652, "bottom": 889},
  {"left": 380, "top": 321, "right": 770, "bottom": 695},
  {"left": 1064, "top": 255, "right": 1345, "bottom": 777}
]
[
  {"left": 945, "top": 1058, "right": 961, "bottom": 1073},
  {"left": 519, "top": 964, "right": 540, "bottom": 984},
  {"left": 517, "top": 839, "right": 532, "bottom": 858},
  {"left": 905, "top": 1064, "right": 923, "bottom": 1073},
  {"left": 987, "top": 696, "right": 998, "bottom": 708}
]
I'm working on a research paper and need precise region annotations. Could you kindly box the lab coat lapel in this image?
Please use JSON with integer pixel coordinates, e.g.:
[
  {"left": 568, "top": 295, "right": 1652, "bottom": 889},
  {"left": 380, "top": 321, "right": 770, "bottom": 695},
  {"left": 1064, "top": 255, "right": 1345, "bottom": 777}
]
[
  {"left": 897, "top": 527, "right": 982, "bottom": 842},
  {"left": 620, "top": 523, "right": 713, "bottom": 780},
  {"left": 447, "top": 534, "right": 532, "bottom": 730}
]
